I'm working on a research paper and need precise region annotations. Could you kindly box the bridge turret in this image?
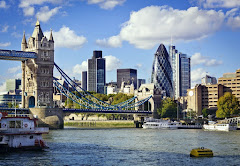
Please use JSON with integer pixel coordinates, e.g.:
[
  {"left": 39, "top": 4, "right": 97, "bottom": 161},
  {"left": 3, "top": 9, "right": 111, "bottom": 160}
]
[{"left": 21, "top": 31, "right": 27, "bottom": 51}]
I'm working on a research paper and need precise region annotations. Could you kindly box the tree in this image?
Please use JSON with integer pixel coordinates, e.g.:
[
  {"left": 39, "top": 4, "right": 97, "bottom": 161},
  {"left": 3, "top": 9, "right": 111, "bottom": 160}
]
[
  {"left": 216, "top": 92, "right": 239, "bottom": 118},
  {"left": 157, "top": 98, "right": 177, "bottom": 118}
]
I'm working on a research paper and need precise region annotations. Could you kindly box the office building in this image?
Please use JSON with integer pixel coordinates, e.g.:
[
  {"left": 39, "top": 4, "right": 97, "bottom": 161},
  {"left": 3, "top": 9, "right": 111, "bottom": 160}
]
[
  {"left": 137, "top": 79, "right": 146, "bottom": 89},
  {"left": 151, "top": 44, "right": 173, "bottom": 97},
  {"left": 201, "top": 75, "right": 217, "bottom": 85},
  {"left": 117, "top": 69, "right": 137, "bottom": 89},
  {"left": 169, "top": 45, "right": 191, "bottom": 98},
  {"left": 6, "top": 79, "right": 21, "bottom": 92},
  {"left": 87, "top": 50, "right": 106, "bottom": 94},
  {"left": 81, "top": 71, "right": 87, "bottom": 91},
  {"left": 175, "top": 53, "right": 191, "bottom": 98},
  {"left": 187, "top": 69, "right": 240, "bottom": 116}
]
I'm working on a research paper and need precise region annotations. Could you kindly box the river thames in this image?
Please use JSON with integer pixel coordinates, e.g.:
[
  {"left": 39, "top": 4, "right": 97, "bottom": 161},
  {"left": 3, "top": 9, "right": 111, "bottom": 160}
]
[{"left": 1, "top": 128, "right": 240, "bottom": 166}]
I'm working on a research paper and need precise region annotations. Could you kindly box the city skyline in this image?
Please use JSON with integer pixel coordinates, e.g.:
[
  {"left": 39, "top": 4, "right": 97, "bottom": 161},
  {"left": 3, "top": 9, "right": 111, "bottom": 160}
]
[{"left": 1, "top": 0, "right": 240, "bottom": 92}]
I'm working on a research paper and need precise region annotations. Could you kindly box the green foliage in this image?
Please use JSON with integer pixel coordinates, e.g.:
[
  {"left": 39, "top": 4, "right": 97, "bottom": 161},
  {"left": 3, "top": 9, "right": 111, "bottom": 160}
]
[
  {"left": 111, "top": 93, "right": 134, "bottom": 105},
  {"left": 157, "top": 98, "right": 177, "bottom": 118},
  {"left": 216, "top": 92, "right": 239, "bottom": 118},
  {"left": 202, "top": 108, "right": 208, "bottom": 118},
  {"left": 202, "top": 108, "right": 216, "bottom": 118}
]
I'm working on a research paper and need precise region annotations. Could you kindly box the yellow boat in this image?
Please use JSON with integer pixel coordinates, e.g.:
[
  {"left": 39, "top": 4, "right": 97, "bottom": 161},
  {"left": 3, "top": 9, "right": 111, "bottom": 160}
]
[{"left": 190, "top": 147, "right": 213, "bottom": 157}]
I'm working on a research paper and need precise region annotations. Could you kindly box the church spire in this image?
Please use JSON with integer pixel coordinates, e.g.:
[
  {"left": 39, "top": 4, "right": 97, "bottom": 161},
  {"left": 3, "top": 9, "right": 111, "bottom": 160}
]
[
  {"left": 49, "top": 28, "right": 54, "bottom": 42},
  {"left": 22, "top": 31, "right": 27, "bottom": 44}
]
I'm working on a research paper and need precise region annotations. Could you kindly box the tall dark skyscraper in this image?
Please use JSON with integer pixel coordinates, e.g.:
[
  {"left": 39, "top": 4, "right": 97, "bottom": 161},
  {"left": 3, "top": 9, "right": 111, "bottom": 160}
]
[
  {"left": 81, "top": 71, "right": 87, "bottom": 91},
  {"left": 151, "top": 44, "right": 173, "bottom": 97},
  {"left": 87, "top": 50, "right": 106, "bottom": 94},
  {"left": 117, "top": 69, "right": 137, "bottom": 89}
]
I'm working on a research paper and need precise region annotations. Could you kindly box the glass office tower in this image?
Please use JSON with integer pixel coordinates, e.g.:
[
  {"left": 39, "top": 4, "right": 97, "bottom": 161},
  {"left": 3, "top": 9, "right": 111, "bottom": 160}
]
[{"left": 151, "top": 44, "right": 173, "bottom": 97}]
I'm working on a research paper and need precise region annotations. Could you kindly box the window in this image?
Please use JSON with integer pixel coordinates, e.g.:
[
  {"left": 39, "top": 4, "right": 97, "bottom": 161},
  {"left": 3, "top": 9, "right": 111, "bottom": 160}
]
[
  {"left": 9, "top": 121, "right": 15, "bottom": 128},
  {"left": 16, "top": 121, "right": 21, "bottom": 128}
]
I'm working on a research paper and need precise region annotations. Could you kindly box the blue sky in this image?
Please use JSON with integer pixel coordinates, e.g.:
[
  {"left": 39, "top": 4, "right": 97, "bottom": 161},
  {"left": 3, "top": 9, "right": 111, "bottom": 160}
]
[{"left": 1, "top": 0, "right": 240, "bottom": 92}]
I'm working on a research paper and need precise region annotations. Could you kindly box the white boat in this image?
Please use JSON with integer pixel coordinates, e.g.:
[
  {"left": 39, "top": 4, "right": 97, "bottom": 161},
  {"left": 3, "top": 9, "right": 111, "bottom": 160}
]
[
  {"left": 142, "top": 118, "right": 181, "bottom": 129},
  {"left": 203, "top": 121, "right": 237, "bottom": 131},
  {"left": 0, "top": 112, "right": 49, "bottom": 152}
]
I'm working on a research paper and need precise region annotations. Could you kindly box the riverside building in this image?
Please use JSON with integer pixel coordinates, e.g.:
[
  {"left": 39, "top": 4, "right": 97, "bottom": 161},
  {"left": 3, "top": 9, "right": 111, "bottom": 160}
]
[{"left": 187, "top": 69, "right": 240, "bottom": 116}]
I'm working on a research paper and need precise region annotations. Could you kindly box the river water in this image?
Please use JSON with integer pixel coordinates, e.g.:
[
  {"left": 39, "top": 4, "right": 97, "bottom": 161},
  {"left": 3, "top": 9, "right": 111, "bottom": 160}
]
[{"left": 1, "top": 128, "right": 240, "bottom": 166}]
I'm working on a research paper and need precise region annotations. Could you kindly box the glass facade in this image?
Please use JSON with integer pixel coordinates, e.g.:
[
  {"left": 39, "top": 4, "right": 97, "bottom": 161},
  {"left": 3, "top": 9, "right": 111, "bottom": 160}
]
[
  {"left": 87, "top": 50, "right": 106, "bottom": 94},
  {"left": 151, "top": 44, "right": 173, "bottom": 97},
  {"left": 117, "top": 69, "right": 137, "bottom": 89},
  {"left": 96, "top": 58, "right": 106, "bottom": 94}
]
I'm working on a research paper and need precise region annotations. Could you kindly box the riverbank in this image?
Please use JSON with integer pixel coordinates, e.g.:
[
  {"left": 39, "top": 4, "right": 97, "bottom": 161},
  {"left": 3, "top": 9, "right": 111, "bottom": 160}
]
[{"left": 64, "top": 120, "right": 135, "bottom": 128}]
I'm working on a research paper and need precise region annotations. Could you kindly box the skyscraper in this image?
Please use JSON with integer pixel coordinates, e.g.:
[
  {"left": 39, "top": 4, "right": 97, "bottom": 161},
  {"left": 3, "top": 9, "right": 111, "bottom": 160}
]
[
  {"left": 87, "top": 50, "right": 106, "bottom": 94},
  {"left": 151, "top": 44, "right": 173, "bottom": 97},
  {"left": 117, "top": 69, "right": 137, "bottom": 89},
  {"left": 175, "top": 53, "right": 191, "bottom": 97},
  {"left": 169, "top": 45, "right": 191, "bottom": 98},
  {"left": 81, "top": 71, "right": 87, "bottom": 91},
  {"left": 169, "top": 45, "right": 178, "bottom": 96}
]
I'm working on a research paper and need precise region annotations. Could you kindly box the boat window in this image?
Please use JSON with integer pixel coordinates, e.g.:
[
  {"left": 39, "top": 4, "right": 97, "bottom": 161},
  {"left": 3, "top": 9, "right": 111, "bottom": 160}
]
[
  {"left": 16, "top": 121, "right": 21, "bottom": 128},
  {"left": 30, "top": 136, "right": 33, "bottom": 139},
  {"left": 0, "top": 136, "right": 2, "bottom": 142},
  {"left": 0, "top": 123, "right": 1, "bottom": 128},
  {"left": 9, "top": 121, "right": 15, "bottom": 128}
]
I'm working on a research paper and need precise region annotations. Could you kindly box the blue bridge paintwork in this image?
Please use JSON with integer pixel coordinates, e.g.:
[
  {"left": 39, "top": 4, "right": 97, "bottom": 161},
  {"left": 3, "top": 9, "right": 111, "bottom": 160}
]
[{"left": 0, "top": 49, "right": 37, "bottom": 61}]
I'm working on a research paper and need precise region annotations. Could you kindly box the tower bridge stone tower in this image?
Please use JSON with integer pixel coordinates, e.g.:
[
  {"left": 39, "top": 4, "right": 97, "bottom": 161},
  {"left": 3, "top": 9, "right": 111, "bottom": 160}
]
[
  {"left": 21, "top": 21, "right": 63, "bottom": 129},
  {"left": 21, "top": 20, "right": 54, "bottom": 108}
]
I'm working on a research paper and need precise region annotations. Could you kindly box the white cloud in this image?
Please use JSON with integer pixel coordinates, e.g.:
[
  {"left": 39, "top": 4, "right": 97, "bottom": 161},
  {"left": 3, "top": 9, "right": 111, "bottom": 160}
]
[
  {"left": 96, "top": 35, "right": 122, "bottom": 48},
  {"left": 72, "top": 61, "right": 88, "bottom": 75},
  {"left": 135, "top": 64, "right": 142, "bottom": 68},
  {"left": 19, "top": 0, "right": 63, "bottom": 19},
  {"left": 7, "top": 66, "right": 21, "bottom": 73},
  {"left": 0, "top": 82, "right": 7, "bottom": 94},
  {"left": 23, "top": 6, "right": 34, "bottom": 16},
  {"left": 191, "top": 53, "right": 222, "bottom": 66},
  {"left": 226, "top": 8, "right": 240, "bottom": 29},
  {"left": 0, "top": 42, "right": 11, "bottom": 47},
  {"left": 87, "top": 0, "right": 126, "bottom": 10},
  {"left": 191, "top": 68, "right": 209, "bottom": 87},
  {"left": 200, "top": 0, "right": 240, "bottom": 8},
  {"left": 99, "top": 6, "right": 225, "bottom": 49},
  {"left": 1, "top": 25, "right": 9, "bottom": 32},
  {"left": 11, "top": 32, "right": 22, "bottom": 38},
  {"left": 19, "top": 0, "right": 61, "bottom": 8},
  {"left": 14, "top": 73, "right": 22, "bottom": 79},
  {"left": 36, "top": 6, "right": 61, "bottom": 22},
  {"left": 104, "top": 55, "right": 121, "bottom": 71},
  {"left": 44, "top": 26, "right": 87, "bottom": 49},
  {"left": 0, "top": 1, "right": 8, "bottom": 8}
]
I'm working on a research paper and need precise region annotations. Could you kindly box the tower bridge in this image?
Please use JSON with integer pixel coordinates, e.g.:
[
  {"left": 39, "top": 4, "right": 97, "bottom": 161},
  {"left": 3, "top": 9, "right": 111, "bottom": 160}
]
[{"left": 0, "top": 21, "right": 159, "bottom": 128}]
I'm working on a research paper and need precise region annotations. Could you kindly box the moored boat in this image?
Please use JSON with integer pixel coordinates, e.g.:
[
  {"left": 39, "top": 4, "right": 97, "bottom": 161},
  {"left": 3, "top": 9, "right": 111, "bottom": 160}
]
[
  {"left": 142, "top": 118, "right": 181, "bottom": 129},
  {"left": 203, "top": 121, "right": 237, "bottom": 131},
  {"left": 0, "top": 112, "right": 49, "bottom": 152}
]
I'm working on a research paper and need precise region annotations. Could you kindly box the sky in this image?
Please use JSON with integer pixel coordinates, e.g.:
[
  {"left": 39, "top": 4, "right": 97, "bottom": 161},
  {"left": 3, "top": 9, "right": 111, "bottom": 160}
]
[{"left": 1, "top": 0, "right": 240, "bottom": 92}]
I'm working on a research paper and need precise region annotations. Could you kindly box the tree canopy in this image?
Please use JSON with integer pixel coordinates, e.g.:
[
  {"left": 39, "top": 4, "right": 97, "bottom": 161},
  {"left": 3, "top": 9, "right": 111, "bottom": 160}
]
[
  {"left": 157, "top": 97, "right": 177, "bottom": 118},
  {"left": 216, "top": 92, "right": 239, "bottom": 118}
]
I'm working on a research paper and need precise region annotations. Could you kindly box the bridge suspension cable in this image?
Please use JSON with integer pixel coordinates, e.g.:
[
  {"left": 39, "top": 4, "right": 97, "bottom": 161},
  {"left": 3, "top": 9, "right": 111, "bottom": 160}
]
[{"left": 54, "top": 63, "right": 152, "bottom": 111}]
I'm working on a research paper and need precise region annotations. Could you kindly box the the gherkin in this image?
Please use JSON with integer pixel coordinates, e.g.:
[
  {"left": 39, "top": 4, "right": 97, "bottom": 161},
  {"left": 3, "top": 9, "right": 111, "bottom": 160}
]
[{"left": 151, "top": 44, "right": 173, "bottom": 97}]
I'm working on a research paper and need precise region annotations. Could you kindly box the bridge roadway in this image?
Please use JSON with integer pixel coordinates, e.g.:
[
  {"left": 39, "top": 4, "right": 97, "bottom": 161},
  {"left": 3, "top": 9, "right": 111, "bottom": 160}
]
[
  {"left": 63, "top": 108, "right": 152, "bottom": 114},
  {"left": 0, "top": 49, "right": 37, "bottom": 61},
  {"left": 0, "top": 107, "right": 152, "bottom": 115}
]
